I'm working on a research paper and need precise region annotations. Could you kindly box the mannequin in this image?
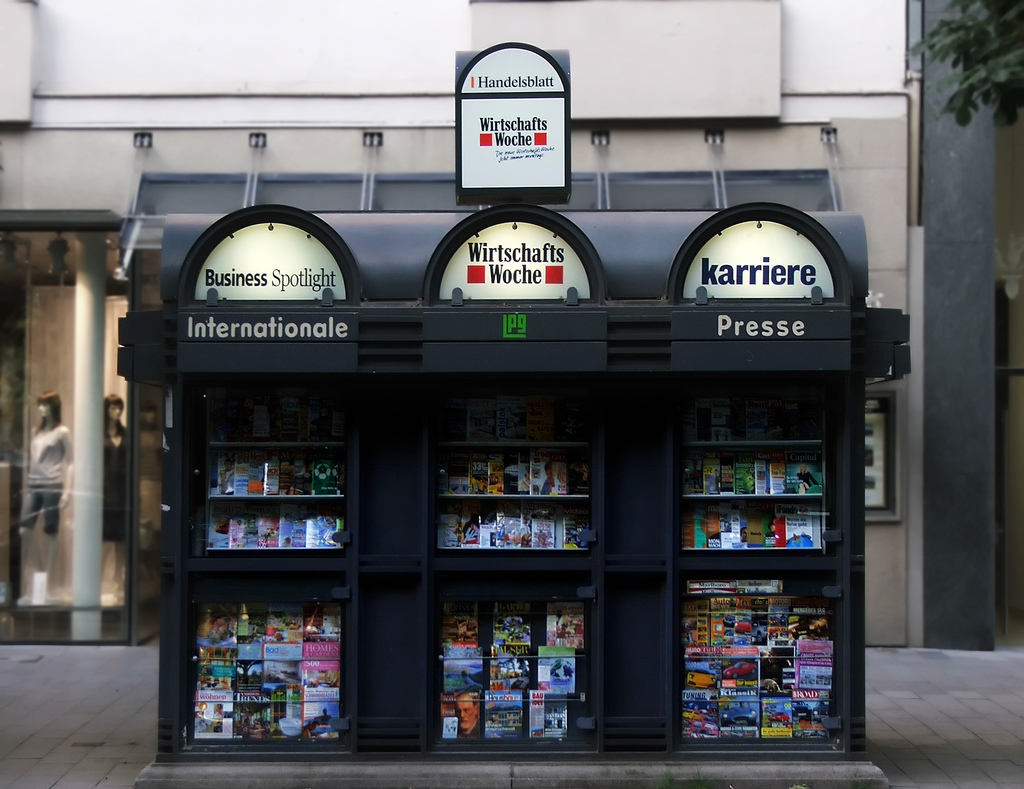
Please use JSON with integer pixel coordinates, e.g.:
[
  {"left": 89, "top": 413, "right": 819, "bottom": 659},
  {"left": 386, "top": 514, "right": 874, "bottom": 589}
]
[
  {"left": 102, "top": 394, "right": 128, "bottom": 605},
  {"left": 19, "top": 390, "right": 73, "bottom": 605}
]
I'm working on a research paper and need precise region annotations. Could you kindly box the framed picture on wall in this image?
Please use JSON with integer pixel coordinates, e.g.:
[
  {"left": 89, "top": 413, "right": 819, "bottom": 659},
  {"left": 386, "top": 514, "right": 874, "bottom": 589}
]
[{"left": 865, "top": 394, "right": 897, "bottom": 518}]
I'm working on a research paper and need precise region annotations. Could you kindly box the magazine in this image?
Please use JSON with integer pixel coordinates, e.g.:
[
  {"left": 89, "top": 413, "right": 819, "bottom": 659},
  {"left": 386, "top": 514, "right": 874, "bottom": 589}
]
[
  {"left": 784, "top": 452, "right": 823, "bottom": 495},
  {"left": 440, "top": 690, "right": 481, "bottom": 739},
  {"left": 546, "top": 601, "right": 585, "bottom": 648},
  {"left": 682, "top": 688, "right": 718, "bottom": 739},
  {"left": 301, "top": 659, "right": 340, "bottom": 702},
  {"left": 760, "top": 695, "right": 793, "bottom": 738},
  {"left": 561, "top": 505, "right": 590, "bottom": 549},
  {"left": 468, "top": 399, "right": 497, "bottom": 441},
  {"left": 492, "top": 602, "right": 531, "bottom": 655},
  {"left": 496, "top": 396, "right": 528, "bottom": 440},
  {"left": 484, "top": 691, "right": 523, "bottom": 738},
  {"left": 302, "top": 701, "right": 339, "bottom": 739},
  {"left": 489, "top": 653, "right": 531, "bottom": 692},
  {"left": 537, "top": 646, "right": 575, "bottom": 694}
]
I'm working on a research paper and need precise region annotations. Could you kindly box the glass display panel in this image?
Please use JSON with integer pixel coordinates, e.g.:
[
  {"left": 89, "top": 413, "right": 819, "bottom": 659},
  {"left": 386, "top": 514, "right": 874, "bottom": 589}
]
[
  {"left": 438, "top": 598, "right": 588, "bottom": 743},
  {"left": 201, "top": 390, "right": 346, "bottom": 553},
  {"left": 681, "top": 579, "right": 833, "bottom": 741},
  {"left": 193, "top": 600, "right": 344, "bottom": 742},
  {"left": 436, "top": 396, "right": 590, "bottom": 551},
  {"left": 681, "top": 394, "right": 826, "bottom": 551}
]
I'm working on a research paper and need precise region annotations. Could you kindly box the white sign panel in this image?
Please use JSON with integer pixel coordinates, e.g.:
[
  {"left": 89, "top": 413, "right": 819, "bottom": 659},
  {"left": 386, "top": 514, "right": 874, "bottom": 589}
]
[
  {"left": 457, "top": 43, "right": 570, "bottom": 201},
  {"left": 438, "top": 221, "right": 590, "bottom": 301},
  {"left": 460, "top": 97, "right": 565, "bottom": 189},
  {"left": 682, "top": 221, "right": 835, "bottom": 299},
  {"left": 194, "top": 222, "right": 346, "bottom": 301}
]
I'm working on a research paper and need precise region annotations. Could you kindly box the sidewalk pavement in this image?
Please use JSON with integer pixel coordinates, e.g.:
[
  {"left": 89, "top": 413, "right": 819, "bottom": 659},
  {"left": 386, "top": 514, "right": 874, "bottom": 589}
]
[{"left": 0, "top": 643, "right": 1022, "bottom": 788}]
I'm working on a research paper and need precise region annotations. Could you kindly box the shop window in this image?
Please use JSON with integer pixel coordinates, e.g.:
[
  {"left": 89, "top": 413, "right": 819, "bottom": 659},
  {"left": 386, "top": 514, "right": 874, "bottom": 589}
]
[
  {"left": 199, "top": 389, "right": 347, "bottom": 554},
  {"left": 438, "top": 597, "right": 589, "bottom": 743},
  {"left": 680, "top": 393, "right": 827, "bottom": 552},
  {"left": 681, "top": 579, "right": 834, "bottom": 742},
  {"left": 435, "top": 395, "right": 591, "bottom": 551},
  {"left": 193, "top": 600, "right": 345, "bottom": 742}
]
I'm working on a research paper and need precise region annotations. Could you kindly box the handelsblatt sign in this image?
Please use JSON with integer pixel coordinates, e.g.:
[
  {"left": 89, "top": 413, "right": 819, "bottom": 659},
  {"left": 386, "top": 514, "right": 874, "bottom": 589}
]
[{"left": 456, "top": 42, "right": 571, "bottom": 205}]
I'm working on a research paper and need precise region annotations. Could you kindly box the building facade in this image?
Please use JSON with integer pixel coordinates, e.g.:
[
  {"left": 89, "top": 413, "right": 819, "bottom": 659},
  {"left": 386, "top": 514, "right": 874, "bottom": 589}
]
[{"left": 0, "top": 0, "right": 932, "bottom": 647}]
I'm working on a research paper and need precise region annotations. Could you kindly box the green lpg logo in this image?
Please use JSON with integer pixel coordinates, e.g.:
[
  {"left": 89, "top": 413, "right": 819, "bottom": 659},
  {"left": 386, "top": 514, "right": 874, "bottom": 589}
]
[{"left": 503, "top": 313, "right": 527, "bottom": 339}]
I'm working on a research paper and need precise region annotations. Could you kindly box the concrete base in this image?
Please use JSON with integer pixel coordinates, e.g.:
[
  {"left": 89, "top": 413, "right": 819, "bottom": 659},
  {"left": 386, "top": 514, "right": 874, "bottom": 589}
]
[{"left": 135, "top": 759, "right": 888, "bottom": 789}]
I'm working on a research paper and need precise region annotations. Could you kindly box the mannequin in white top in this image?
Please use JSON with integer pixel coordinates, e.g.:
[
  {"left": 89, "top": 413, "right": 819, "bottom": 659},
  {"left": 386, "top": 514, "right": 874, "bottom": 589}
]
[{"left": 19, "top": 391, "right": 73, "bottom": 605}]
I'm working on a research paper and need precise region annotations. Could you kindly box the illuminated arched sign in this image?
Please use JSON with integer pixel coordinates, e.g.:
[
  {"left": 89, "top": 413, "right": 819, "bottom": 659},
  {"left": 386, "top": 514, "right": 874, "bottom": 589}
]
[
  {"left": 194, "top": 222, "right": 347, "bottom": 302},
  {"left": 681, "top": 220, "right": 835, "bottom": 300},
  {"left": 437, "top": 220, "right": 591, "bottom": 301}
]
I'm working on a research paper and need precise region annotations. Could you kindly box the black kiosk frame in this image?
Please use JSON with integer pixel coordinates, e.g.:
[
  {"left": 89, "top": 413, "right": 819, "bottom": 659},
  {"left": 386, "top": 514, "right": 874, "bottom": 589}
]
[{"left": 120, "top": 202, "right": 908, "bottom": 786}]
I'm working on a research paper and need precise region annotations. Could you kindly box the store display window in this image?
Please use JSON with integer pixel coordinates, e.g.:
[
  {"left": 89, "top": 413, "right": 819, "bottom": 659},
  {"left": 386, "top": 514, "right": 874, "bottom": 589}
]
[
  {"left": 200, "top": 389, "right": 346, "bottom": 553},
  {"left": 435, "top": 395, "right": 590, "bottom": 551},
  {"left": 193, "top": 600, "right": 345, "bottom": 743},
  {"left": 680, "top": 393, "right": 827, "bottom": 551},
  {"left": 438, "top": 597, "right": 589, "bottom": 743},
  {"left": 681, "top": 579, "right": 833, "bottom": 741}
]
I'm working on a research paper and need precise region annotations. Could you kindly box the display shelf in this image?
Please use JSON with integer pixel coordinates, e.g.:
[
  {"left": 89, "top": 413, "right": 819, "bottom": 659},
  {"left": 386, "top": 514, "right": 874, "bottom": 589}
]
[
  {"left": 680, "top": 579, "right": 835, "bottom": 744},
  {"left": 681, "top": 394, "right": 827, "bottom": 553},
  {"left": 191, "top": 600, "right": 346, "bottom": 745},
  {"left": 209, "top": 494, "right": 346, "bottom": 501},
  {"left": 437, "top": 598, "right": 590, "bottom": 743},
  {"left": 436, "top": 395, "right": 591, "bottom": 552},
  {"left": 199, "top": 389, "right": 348, "bottom": 555}
]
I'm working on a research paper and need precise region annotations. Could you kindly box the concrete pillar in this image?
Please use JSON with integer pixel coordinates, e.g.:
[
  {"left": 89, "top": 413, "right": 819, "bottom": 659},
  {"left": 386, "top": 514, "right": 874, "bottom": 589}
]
[
  {"left": 71, "top": 233, "right": 106, "bottom": 640},
  {"left": 920, "top": 0, "right": 996, "bottom": 649}
]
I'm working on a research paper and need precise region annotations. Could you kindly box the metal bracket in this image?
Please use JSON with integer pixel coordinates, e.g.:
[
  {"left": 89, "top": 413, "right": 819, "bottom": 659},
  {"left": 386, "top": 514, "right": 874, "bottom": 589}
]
[
  {"left": 823, "top": 716, "right": 842, "bottom": 731},
  {"left": 576, "top": 716, "right": 597, "bottom": 731},
  {"left": 451, "top": 287, "right": 464, "bottom": 307},
  {"left": 822, "top": 530, "right": 843, "bottom": 544},
  {"left": 577, "top": 529, "right": 597, "bottom": 544},
  {"left": 566, "top": 286, "right": 579, "bottom": 306},
  {"left": 331, "top": 586, "right": 352, "bottom": 601},
  {"left": 205, "top": 288, "right": 219, "bottom": 306},
  {"left": 821, "top": 585, "right": 843, "bottom": 599},
  {"left": 331, "top": 530, "right": 352, "bottom": 545},
  {"left": 576, "top": 586, "right": 597, "bottom": 600},
  {"left": 696, "top": 285, "right": 708, "bottom": 305},
  {"left": 332, "top": 716, "right": 351, "bottom": 732},
  {"left": 321, "top": 287, "right": 334, "bottom": 307}
]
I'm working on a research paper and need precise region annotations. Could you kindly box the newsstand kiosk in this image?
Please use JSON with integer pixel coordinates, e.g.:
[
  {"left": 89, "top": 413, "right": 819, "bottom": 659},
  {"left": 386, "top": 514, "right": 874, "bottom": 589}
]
[{"left": 121, "top": 201, "right": 908, "bottom": 789}]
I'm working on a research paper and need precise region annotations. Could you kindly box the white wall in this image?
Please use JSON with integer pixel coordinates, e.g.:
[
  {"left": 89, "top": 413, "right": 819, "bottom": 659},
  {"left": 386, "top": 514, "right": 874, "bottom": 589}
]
[
  {"left": 26, "top": 0, "right": 907, "bottom": 128},
  {"left": 781, "top": 0, "right": 906, "bottom": 95},
  {"left": 34, "top": 0, "right": 469, "bottom": 96}
]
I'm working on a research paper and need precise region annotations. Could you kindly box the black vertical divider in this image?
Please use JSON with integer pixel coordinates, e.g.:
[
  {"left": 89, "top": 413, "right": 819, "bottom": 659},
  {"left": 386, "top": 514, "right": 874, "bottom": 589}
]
[
  {"left": 601, "top": 390, "right": 673, "bottom": 751},
  {"left": 355, "top": 387, "right": 428, "bottom": 752},
  {"left": 160, "top": 374, "right": 186, "bottom": 755}
]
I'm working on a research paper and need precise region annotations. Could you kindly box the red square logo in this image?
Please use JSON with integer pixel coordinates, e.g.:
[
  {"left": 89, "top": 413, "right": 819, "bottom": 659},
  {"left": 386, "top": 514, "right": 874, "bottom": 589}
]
[
  {"left": 534, "top": 132, "right": 547, "bottom": 145},
  {"left": 545, "top": 266, "right": 563, "bottom": 284},
  {"left": 479, "top": 133, "right": 493, "bottom": 146},
  {"left": 467, "top": 265, "right": 486, "bottom": 284}
]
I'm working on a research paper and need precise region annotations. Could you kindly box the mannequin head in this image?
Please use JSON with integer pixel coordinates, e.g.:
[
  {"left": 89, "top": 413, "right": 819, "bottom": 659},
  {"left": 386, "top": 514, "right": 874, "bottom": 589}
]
[
  {"left": 37, "top": 391, "right": 62, "bottom": 429},
  {"left": 105, "top": 394, "right": 125, "bottom": 427}
]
